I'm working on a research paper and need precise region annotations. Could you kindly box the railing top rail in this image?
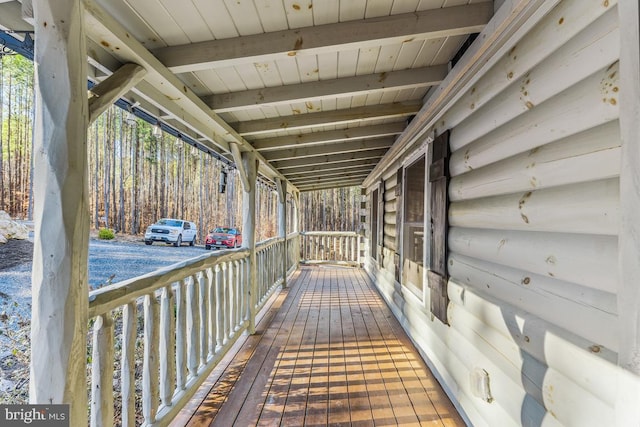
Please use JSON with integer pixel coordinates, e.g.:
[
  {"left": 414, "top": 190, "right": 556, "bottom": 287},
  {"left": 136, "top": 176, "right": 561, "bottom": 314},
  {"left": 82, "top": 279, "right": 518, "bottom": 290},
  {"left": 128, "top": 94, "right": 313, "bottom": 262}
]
[
  {"left": 88, "top": 247, "right": 249, "bottom": 318},
  {"left": 300, "top": 231, "right": 358, "bottom": 236},
  {"left": 256, "top": 236, "right": 284, "bottom": 250}
]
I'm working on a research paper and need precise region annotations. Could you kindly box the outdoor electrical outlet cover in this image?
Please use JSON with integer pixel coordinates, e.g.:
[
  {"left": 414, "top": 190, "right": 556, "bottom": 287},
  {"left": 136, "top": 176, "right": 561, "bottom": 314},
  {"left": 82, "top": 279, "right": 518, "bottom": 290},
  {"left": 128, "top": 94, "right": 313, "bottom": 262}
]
[{"left": 470, "top": 368, "right": 493, "bottom": 403}]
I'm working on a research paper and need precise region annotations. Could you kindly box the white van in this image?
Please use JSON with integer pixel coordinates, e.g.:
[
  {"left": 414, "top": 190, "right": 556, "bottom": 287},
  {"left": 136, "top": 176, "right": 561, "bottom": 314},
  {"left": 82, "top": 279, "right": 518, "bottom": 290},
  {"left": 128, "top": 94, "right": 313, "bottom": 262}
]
[{"left": 144, "top": 218, "right": 197, "bottom": 247}]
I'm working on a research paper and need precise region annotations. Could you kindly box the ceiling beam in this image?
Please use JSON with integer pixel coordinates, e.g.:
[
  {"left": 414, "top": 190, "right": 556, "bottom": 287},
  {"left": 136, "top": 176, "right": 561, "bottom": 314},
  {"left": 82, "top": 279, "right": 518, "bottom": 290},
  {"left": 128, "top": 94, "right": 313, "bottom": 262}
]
[
  {"left": 263, "top": 137, "right": 394, "bottom": 162},
  {"left": 285, "top": 164, "right": 377, "bottom": 178},
  {"left": 232, "top": 102, "right": 421, "bottom": 136},
  {"left": 289, "top": 172, "right": 372, "bottom": 186},
  {"left": 252, "top": 123, "right": 404, "bottom": 152},
  {"left": 298, "top": 179, "right": 365, "bottom": 192},
  {"left": 207, "top": 65, "right": 447, "bottom": 113},
  {"left": 88, "top": 63, "right": 146, "bottom": 123},
  {"left": 152, "top": 3, "right": 493, "bottom": 73},
  {"left": 272, "top": 149, "right": 388, "bottom": 169}
]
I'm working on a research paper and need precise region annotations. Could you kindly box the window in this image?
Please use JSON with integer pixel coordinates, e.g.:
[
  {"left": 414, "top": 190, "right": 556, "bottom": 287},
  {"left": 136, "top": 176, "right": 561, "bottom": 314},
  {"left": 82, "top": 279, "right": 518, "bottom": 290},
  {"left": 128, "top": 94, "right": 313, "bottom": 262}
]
[
  {"left": 402, "top": 156, "right": 426, "bottom": 294},
  {"left": 371, "top": 189, "right": 379, "bottom": 260}
]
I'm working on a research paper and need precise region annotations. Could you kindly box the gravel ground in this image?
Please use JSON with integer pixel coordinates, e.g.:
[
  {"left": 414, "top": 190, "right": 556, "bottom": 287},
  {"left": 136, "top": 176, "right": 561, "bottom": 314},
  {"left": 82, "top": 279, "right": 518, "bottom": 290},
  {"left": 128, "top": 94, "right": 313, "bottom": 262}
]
[
  {"left": 0, "top": 237, "right": 208, "bottom": 321},
  {"left": 0, "top": 236, "right": 210, "bottom": 402}
]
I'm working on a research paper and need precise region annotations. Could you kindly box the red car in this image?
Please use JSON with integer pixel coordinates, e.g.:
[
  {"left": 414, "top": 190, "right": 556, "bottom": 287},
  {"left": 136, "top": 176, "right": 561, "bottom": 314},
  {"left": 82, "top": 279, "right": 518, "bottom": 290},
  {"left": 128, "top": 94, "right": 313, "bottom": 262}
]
[{"left": 205, "top": 227, "right": 242, "bottom": 250}]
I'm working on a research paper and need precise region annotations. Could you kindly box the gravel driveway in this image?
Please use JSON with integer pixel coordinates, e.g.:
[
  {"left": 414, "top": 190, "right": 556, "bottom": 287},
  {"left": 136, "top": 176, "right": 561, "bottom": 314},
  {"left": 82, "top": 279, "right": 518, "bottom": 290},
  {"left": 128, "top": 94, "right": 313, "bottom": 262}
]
[{"left": 0, "top": 239, "right": 208, "bottom": 320}]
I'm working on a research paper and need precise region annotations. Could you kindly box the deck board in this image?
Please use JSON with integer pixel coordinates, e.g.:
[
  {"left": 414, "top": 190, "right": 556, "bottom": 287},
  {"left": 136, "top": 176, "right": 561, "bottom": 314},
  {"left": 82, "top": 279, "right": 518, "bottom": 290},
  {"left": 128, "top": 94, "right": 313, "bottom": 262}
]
[{"left": 176, "top": 266, "right": 464, "bottom": 427}]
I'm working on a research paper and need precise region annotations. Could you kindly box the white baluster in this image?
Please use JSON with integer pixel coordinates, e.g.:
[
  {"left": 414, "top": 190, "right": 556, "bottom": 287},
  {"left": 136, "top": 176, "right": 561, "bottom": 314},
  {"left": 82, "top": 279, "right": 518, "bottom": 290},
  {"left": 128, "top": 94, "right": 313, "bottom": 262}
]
[
  {"left": 159, "top": 285, "right": 175, "bottom": 406},
  {"left": 121, "top": 303, "right": 136, "bottom": 427},
  {"left": 90, "top": 313, "right": 114, "bottom": 427},
  {"left": 142, "top": 294, "right": 160, "bottom": 424}
]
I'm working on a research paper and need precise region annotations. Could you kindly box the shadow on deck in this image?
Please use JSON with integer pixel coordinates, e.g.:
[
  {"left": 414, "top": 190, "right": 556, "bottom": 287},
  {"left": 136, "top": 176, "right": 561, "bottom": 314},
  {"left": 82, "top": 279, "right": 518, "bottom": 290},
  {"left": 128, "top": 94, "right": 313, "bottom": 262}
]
[{"left": 172, "top": 266, "right": 464, "bottom": 426}]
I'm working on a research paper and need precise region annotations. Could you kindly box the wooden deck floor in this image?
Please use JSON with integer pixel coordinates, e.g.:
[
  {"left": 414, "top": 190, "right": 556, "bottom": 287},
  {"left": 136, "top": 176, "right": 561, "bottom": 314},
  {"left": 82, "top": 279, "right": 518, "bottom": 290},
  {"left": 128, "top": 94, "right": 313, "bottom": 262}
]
[{"left": 173, "top": 266, "right": 465, "bottom": 427}]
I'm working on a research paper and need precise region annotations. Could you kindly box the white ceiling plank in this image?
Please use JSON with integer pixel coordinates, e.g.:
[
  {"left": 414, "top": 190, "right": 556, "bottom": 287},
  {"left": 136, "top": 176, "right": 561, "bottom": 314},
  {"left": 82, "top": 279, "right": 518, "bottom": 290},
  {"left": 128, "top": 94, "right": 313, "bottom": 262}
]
[
  {"left": 339, "top": 0, "right": 366, "bottom": 22},
  {"left": 275, "top": 56, "right": 302, "bottom": 85},
  {"left": 177, "top": 72, "right": 209, "bottom": 97},
  {"left": 208, "top": 65, "right": 447, "bottom": 112},
  {"left": 396, "top": 39, "right": 427, "bottom": 69},
  {"left": 375, "top": 44, "right": 402, "bottom": 72},
  {"left": 158, "top": 0, "right": 213, "bottom": 43},
  {"left": 232, "top": 101, "right": 421, "bottom": 135},
  {"left": 260, "top": 105, "right": 281, "bottom": 119},
  {"left": 364, "top": 91, "right": 384, "bottom": 106},
  {"left": 126, "top": 0, "right": 189, "bottom": 45},
  {"left": 192, "top": 0, "right": 239, "bottom": 39},
  {"left": 283, "top": 0, "right": 314, "bottom": 29},
  {"left": 222, "top": 0, "right": 263, "bottom": 36},
  {"left": 336, "top": 97, "right": 353, "bottom": 110},
  {"left": 391, "top": 0, "right": 421, "bottom": 14},
  {"left": 356, "top": 47, "right": 380, "bottom": 75},
  {"left": 252, "top": 123, "right": 405, "bottom": 151},
  {"left": 152, "top": 3, "right": 493, "bottom": 72},
  {"left": 433, "top": 34, "right": 468, "bottom": 64},
  {"left": 194, "top": 69, "right": 229, "bottom": 94},
  {"left": 312, "top": 0, "right": 339, "bottom": 25},
  {"left": 321, "top": 98, "right": 338, "bottom": 111},
  {"left": 337, "top": 49, "right": 359, "bottom": 78},
  {"left": 254, "top": 0, "right": 288, "bottom": 32},
  {"left": 350, "top": 94, "right": 368, "bottom": 109},
  {"left": 93, "top": 0, "right": 162, "bottom": 48},
  {"left": 263, "top": 137, "right": 394, "bottom": 162},
  {"left": 379, "top": 90, "right": 400, "bottom": 104},
  {"left": 414, "top": 37, "right": 447, "bottom": 66},
  {"left": 254, "top": 61, "right": 284, "bottom": 88},
  {"left": 417, "top": 0, "right": 447, "bottom": 9},
  {"left": 235, "top": 64, "right": 267, "bottom": 90},
  {"left": 365, "top": 0, "right": 394, "bottom": 18},
  {"left": 317, "top": 52, "right": 339, "bottom": 80},
  {"left": 214, "top": 66, "right": 249, "bottom": 92},
  {"left": 296, "top": 54, "right": 320, "bottom": 83}
]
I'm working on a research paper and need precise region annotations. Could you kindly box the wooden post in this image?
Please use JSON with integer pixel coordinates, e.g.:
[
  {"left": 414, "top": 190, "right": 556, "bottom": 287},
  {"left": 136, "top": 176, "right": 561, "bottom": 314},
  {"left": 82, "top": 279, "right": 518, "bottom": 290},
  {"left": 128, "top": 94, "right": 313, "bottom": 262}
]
[
  {"left": 29, "top": 1, "right": 89, "bottom": 425},
  {"left": 618, "top": 0, "right": 640, "bottom": 374},
  {"left": 232, "top": 144, "right": 258, "bottom": 334},
  {"left": 276, "top": 178, "right": 287, "bottom": 288}
]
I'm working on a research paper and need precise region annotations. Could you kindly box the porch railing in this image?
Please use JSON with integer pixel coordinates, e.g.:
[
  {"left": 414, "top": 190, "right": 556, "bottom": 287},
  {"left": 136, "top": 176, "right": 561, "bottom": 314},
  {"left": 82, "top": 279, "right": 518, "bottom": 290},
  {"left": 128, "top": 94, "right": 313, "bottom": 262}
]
[
  {"left": 300, "top": 231, "right": 360, "bottom": 266},
  {"left": 87, "top": 233, "right": 299, "bottom": 427}
]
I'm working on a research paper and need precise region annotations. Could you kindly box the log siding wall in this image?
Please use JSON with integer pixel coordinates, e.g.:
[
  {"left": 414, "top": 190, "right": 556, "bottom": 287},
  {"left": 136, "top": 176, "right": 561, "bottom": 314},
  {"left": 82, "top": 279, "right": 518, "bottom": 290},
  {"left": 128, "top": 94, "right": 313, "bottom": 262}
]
[{"left": 365, "top": 1, "right": 640, "bottom": 426}]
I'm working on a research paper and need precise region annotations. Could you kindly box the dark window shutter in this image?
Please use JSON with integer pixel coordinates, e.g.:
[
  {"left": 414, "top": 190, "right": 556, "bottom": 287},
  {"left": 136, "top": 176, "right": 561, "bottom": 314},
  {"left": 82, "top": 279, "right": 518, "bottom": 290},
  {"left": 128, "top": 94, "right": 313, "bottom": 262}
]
[
  {"left": 429, "top": 130, "right": 450, "bottom": 324},
  {"left": 395, "top": 168, "right": 403, "bottom": 283},
  {"left": 377, "top": 180, "right": 385, "bottom": 265}
]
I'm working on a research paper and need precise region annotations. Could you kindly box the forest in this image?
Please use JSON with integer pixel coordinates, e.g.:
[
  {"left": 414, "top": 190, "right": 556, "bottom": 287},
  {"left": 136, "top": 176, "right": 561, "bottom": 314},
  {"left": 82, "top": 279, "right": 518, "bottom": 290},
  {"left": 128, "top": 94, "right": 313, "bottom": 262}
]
[{"left": 0, "top": 53, "right": 362, "bottom": 240}]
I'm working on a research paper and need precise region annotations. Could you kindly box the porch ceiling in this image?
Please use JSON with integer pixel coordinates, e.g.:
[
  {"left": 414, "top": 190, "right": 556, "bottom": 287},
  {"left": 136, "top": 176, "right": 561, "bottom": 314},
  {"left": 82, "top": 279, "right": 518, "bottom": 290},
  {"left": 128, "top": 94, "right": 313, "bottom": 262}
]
[{"left": 0, "top": 0, "right": 493, "bottom": 192}]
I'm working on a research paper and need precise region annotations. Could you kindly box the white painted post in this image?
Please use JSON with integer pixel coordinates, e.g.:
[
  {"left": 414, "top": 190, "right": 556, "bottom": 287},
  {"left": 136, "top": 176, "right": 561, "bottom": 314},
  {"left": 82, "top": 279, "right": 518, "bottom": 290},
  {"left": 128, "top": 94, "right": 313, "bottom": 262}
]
[
  {"left": 121, "top": 303, "right": 136, "bottom": 427},
  {"left": 618, "top": 0, "right": 640, "bottom": 375},
  {"left": 276, "top": 178, "right": 287, "bottom": 288},
  {"left": 90, "top": 314, "right": 114, "bottom": 427},
  {"left": 29, "top": 2, "right": 89, "bottom": 425},
  {"left": 237, "top": 149, "right": 258, "bottom": 333}
]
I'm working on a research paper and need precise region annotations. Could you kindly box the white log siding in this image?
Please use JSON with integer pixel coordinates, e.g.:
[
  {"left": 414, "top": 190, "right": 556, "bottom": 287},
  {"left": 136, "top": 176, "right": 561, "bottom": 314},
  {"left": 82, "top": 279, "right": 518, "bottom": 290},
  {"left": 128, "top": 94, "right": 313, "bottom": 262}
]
[{"left": 365, "top": 0, "right": 640, "bottom": 426}]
